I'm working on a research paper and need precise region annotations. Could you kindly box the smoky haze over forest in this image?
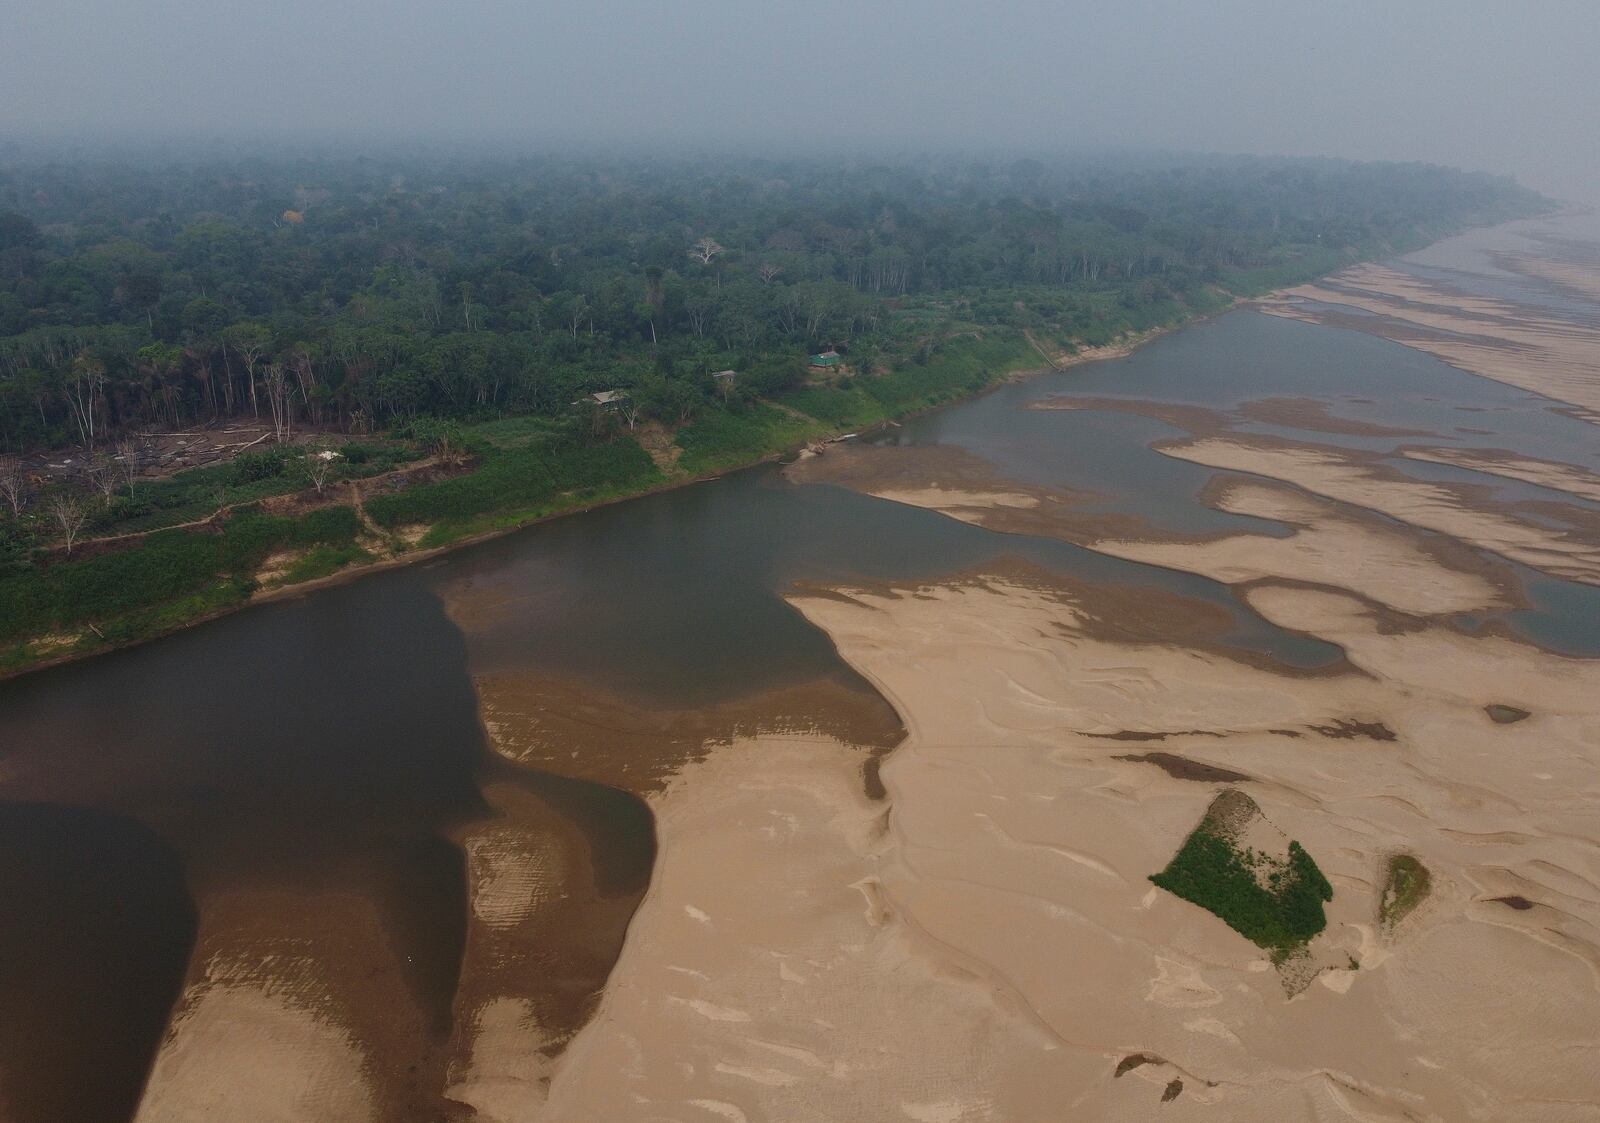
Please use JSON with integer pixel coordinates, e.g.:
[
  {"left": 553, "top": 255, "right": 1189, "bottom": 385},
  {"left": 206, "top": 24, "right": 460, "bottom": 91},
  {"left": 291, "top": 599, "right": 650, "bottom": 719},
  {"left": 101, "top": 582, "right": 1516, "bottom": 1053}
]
[{"left": 4, "top": 0, "right": 1598, "bottom": 198}]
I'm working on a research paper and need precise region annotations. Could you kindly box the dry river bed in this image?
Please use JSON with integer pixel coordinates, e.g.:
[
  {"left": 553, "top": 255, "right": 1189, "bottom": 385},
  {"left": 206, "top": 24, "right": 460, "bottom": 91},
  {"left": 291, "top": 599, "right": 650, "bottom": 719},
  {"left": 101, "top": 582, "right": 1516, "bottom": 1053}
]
[
  {"left": 501, "top": 227, "right": 1600, "bottom": 1122},
  {"left": 516, "top": 454, "right": 1600, "bottom": 1120}
]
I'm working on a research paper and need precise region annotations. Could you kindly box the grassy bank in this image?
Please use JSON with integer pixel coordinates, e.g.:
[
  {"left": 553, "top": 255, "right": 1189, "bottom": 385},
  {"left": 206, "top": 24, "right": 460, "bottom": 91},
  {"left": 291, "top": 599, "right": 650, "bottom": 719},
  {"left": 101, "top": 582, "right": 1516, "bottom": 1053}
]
[{"left": 0, "top": 507, "right": 365, "bottom": 670}]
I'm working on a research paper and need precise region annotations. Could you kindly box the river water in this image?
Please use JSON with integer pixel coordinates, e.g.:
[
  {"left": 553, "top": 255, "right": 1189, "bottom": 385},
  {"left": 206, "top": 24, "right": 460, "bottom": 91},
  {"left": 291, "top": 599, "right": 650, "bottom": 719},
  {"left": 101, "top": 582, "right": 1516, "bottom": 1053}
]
[{"left": 1, "top": 216, "right": 1596, "bottom": 1121}]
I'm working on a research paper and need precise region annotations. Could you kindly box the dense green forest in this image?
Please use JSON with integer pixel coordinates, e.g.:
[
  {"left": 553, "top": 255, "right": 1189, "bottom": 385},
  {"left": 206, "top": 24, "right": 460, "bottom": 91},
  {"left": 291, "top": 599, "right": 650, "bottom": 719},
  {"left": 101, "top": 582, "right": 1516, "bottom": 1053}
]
[
  {"left": 0, "top": 148, "right": 1548, "bottom": 669},
  {"left": 0, "top": 150, "right": 1544, "bottom": 449}
]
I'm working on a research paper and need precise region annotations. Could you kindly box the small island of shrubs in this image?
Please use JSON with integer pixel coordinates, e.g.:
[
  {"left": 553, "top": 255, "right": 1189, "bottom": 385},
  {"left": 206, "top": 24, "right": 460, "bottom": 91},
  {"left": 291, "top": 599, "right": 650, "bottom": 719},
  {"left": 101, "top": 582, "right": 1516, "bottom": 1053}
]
[{"left": 1150, "top": 790, "right": 1333, "bottom": 957}]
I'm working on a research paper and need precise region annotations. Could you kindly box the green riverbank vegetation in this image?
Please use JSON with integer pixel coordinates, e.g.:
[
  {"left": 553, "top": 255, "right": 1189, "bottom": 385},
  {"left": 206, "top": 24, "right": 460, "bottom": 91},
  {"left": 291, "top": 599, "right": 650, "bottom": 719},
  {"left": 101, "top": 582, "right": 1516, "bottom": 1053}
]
[{"left": 0, "top": 149, "right": 1549, "bottom": 672}]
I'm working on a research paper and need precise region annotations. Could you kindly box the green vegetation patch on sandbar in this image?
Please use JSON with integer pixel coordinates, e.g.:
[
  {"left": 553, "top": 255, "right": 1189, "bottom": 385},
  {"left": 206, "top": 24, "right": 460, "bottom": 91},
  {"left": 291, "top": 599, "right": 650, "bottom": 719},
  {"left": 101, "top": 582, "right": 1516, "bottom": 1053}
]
[
  {"left": 1150, "top": 790, "right": 1333, "bottom": 954},
  {"left": 1379, "top": 853, "right": 1431, "bottom": 929}
]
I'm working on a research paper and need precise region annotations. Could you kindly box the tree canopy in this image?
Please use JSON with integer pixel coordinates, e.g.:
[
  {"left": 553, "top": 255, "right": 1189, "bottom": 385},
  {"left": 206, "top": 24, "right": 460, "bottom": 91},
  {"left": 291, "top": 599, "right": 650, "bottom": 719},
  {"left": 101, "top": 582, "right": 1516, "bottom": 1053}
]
[{"left": 0, "top": 148, "right": 1547, "bottom": 452}]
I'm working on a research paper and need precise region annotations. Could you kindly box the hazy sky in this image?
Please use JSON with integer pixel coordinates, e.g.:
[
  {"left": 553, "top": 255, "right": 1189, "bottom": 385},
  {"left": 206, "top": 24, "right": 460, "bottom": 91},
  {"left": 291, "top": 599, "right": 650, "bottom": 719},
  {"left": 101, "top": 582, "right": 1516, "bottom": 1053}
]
[{"left": 5, "top": 0, "right": 1597, "bottom": 199}]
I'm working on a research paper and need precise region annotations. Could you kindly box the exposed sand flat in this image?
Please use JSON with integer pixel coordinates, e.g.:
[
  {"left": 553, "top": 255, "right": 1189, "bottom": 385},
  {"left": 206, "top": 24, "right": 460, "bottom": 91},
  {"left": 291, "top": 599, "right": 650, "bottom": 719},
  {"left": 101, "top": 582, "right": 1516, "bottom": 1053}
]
[
  {"left": 1318, "top": 263, "right": 1574, "bottom": 325},
  {"left": 1233, "top": 397, "right": 1441, "bottom": 439},
  {"left": 855, "top": 484, "right": 1043, "bottom": 525},
  {"left": 829, "top": 479, "right": 1171, "bottom": 557},
  {"left": 133, "top": 973, "right": 375, "bottom": 1123},
  {"left": 1159, "top": 435, "right": 1600, "bottom": 586},
  {"left": 1026, "top": 394, "right": 1227, "bottom": 433},
  {"left": 784, "top": 442, "right": 1163, "bottom": 544},
  {"left": 1090, "top": 478, "right": 1510, "bottom": 615},
  {"left": 536, "top": 735, "right": 1101, "bottom": 1122},
  {"left": 134, "top": 883, "right": 464, "bottom": 1122},
  {"left": 784, "top": 443, "right": 1059, "bottom": 531},
  {"left": 792, "top": 574, "right": 1600, "bottom": 1120},
  {"left": 1402, "top": 446, "right": 1600, "bottom": 504},
  {"left": 1030, "top": 393, "right": 1444, "bottom": 441},
  {"left": 541, "top": 568, "right": 1600, "bottom": 1120},
  {"left": 444, "top": 780, "right": 641, "bottom": 1123},
  {"left": 445, "top": 669, "right": 905, "bottom": 1121},
  {"left": 784, "top": 441, "right": 1095, "bottom": 512},
  {"left": 134, "top": 915, "right": 379, "bottom": 1123},
  {"left": 1499, "top": 253, "right": 1600, "bottom": 305},
  {"left": 872, "top": 486, "right": 1040, "bottom": 510},
  {"left": 471, "top": 670, "right": 902, "bottom": 793},
  {"left": 1261, "top": 263, "right": 1600, "bottom": 421},
  {"left": 793, "top": 438, "right": 1518, "bottom": 617},
  {"left": 448, "top": 997, "right": 553, "bottom": 1123}
]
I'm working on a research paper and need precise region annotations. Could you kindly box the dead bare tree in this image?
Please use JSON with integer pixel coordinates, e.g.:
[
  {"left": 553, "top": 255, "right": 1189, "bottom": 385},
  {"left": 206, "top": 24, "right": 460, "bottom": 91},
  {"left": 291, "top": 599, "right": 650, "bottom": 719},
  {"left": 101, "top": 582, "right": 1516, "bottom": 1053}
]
[
  {"left": 302, "top": 450, "right": 337, "bottom": 497},
  {"left": 566, "top": 295, "right": 589, "bottom": 340},
  {"left": 115, "top": 438, "right": 143, "bottom": 494},
  {"left": 225, "top": 324, "right": 271, "bottom": 418},
  {"left": 757, "top": 263, "right": 783, "bottom": 284},
  {"left": 289, "top": 346, "right": 321, "bottom": 426},
  {"left": 49, "top": 494, "right": 88, "bottom": 557},
  {"left": 87, "top": 455, "right": 120, "bottom": 505},
  {"left": 0, "top": 463, "right": 29, "bottom": 518},
  {"left": 66, "top": 350, "right": 107, "bottom": 452},
  {"left": 688, "top": 237, "right": 725, "bottom": 266},
  {"left": 263, "top": 363, "right": 294, "bottom": 443}
]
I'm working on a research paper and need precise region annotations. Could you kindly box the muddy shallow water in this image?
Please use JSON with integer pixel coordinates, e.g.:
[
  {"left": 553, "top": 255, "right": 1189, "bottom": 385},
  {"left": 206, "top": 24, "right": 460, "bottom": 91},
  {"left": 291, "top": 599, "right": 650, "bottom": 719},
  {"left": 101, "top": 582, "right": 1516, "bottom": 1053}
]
[{"left": 2, "top": 215, "right": 1599, "bottom": 1121}]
